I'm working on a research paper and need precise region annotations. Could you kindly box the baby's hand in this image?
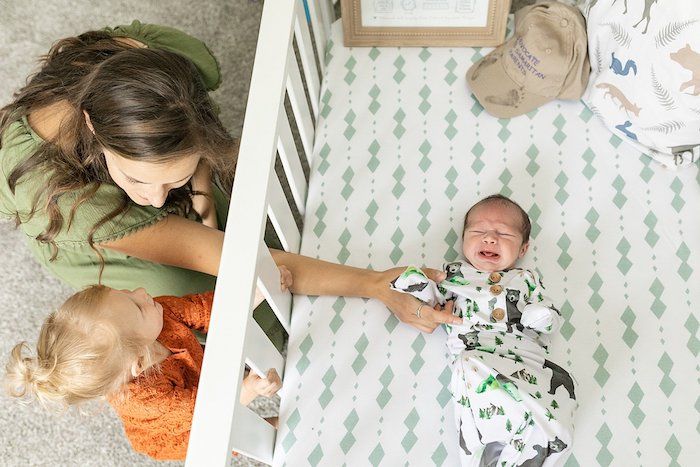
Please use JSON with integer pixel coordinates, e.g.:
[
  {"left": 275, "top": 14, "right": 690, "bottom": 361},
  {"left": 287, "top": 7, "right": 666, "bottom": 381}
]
[
  {"left": 243, "top": 368, "right": 282, "bottom": 399},
  {"left": 279, "top": 265, "right": 293, "bottom": 292}
]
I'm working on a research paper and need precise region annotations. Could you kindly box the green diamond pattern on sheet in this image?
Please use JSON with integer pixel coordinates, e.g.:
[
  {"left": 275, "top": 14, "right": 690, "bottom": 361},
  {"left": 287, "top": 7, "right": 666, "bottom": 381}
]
[
  {"left": 588, "top": 273, "right": 604, "bottom": 312},
  {"left": 308, "top": 444, "right": 323, "bottom": 466},
  {"left": 526, "top": 144, "right": 540, "bottom": 176},
  {"left": 352, "top": 333, "right": 369, "bottom": 375},
  {"left": 596, "top": 423, "right": 613, "bottom": 466},
  {"left": 528, "top": 203, "right": 542, "bottom": 239},
  {"left": 559, "top": 300, "right": 575, "bottom": 341},
  {"left": 337, "top": 228, "right": 351, "bottom": 264},
  {"left": 444, "top": 57, "right": 457, "bottom": 85},
  {"left": 365, "top": 200, "right": 379, "bottom": 235},
  {"left": 593, "top": 344, "right": 610, "bottom": 387},
  {"left": 585, "top": 208, "right": 600, "bottom": 243},
  {"left": 341, "top": 409, "right": 359, "bottom": 454},
  {"left": 410, "top": 334, "right": 426, "bottom": 375},
  {"left": 444, "top": 109, "right": 458, "bottom": 140},
  {"left": 296, "top": 335, "right": 312, "bottom": 375},
  {"left": 281, "top": 408, "right": 301, "bottom": 452},
  {"left": 368, "top": 139, "right": 381, "bottom": 172},
  {"left": 369, "top": 84, "right": 381, "bottom": 115},
  {"left": 650, "top": 278, "right": 666, "bottom": 318},
  {"left": 369, "top": 443, "right": 384, "bottom": 466},
  {"left": 330, "top": 297, "right": 345, "bottom": 334},
  {"left": 393, "top": 55, "right": 405, "bottom": 83},
  {"left": 553, "top": 114, "right": 567, "bottom": 145},
  {"left": 644, "top": 212, "right": 659, "bottom": 247},
  {"left": 676, "top": 242, "right": 693, "bottom": 281},
  {"left": 402, "top": 408, "right": 419, "bottom": 453},
  {"left": 393, "top": 108, "right": 406, "bottom": 139},
  {"left": 616, "top": 237, "right": 632, "bottom": 275},
  {"left": 627, "top": 382, "right": 645, "bottom": 428},
  {"left": 314, "top": 202, "right": 327, "bottom": 238},
  {"left": 557, "top": 233, "right": 572, "bottom": 270},
  {"left": 344, "top": 110, "right": 356, "bottom": 140},
  {"left": 685, "top": 314, "right": 699, "bottom": 357},
  {"left": 419, "top": 85, "right": 432, "bottom": 115},
  {"left": 444, "top": 228, "right": 459, "bottom": 262},
  {"left": 344, "top": 56, "right": 356, "bottom": 85},
  {"left": 318, "top": 366, "right": 336, "bottom": 408},
  {"left": 657, "top": 352, "right": 676, "bottom": 397},
  {"left": 274, "top": 21, "right": 700, "bottom": 467},
  {"left": 432, "top": 442, "right": 448, "bottom": 466},
  {"left": 377, "top": 366, "right": 394, "bottom": 409},
  {"left": 620, "top": 306, "right": 638, "bottom": 348}
]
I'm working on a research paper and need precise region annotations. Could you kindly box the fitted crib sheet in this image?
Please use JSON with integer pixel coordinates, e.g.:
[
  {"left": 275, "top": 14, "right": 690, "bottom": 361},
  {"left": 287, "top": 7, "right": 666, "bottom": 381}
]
[{"left": 274, "top": 21, "right": 699, "bottom": 466}]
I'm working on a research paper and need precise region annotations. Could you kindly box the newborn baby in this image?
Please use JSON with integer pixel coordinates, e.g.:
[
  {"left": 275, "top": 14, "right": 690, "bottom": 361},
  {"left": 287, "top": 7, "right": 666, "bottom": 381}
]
[{"left": 392, "top": 194, "right": 576, "bottom": 467}]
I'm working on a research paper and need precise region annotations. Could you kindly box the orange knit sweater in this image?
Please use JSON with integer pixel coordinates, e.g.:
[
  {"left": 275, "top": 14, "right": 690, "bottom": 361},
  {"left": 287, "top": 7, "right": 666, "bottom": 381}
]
[{"left": 108, "top": 292, "right": 213, "bottom": 461}]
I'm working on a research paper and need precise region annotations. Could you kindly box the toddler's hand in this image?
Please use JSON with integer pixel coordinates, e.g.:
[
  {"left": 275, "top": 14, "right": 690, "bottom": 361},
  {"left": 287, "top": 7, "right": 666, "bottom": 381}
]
[
  {"left": 244, "top": 368, "right": 282, "bottom": 399},
  {"left": 279, "top": 265, "right": 293, "bottom": 292}
]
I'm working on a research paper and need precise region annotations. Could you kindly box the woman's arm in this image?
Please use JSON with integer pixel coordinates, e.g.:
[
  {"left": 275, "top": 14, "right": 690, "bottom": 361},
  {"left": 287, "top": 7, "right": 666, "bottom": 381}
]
[
  {"left": 101, "top": 218, "right": 460, "bottom": 332},
  {"left": 270, "top": 250, "right": 462, "bottom": 333},
  {"left": 100, "top": 214, "right": 224, "bottom": 276}
]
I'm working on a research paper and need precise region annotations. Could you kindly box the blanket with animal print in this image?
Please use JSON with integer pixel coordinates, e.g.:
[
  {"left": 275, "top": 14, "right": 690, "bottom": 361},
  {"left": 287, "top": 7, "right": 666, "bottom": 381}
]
[
  {"left": 580, "top": 0, "right": 700, "bottom": 168},
  {"left": 391, "top": 264, "right": 577, "bottom": 466}
]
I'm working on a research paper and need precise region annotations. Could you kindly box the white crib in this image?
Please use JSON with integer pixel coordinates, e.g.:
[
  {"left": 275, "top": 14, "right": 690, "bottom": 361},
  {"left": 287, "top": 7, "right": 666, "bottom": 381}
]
[
  {"left": 187, "top": 1, "right": 700, "bottom": 466},
  {"left": 186, "top": 0, "right": 334, "bottom": 464}
]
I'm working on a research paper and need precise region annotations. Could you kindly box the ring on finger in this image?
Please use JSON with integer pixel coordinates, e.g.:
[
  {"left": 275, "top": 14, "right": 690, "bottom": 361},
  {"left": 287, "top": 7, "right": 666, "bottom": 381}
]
[{"left": 415, "top": 303, "right": 424, "bottom": 319}]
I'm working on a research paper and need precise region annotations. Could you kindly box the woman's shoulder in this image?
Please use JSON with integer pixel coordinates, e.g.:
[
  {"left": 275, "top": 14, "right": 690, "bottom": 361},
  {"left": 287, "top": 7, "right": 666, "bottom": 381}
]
[{"left": 0, "top": 117, "right": 43, "bottom": 217}]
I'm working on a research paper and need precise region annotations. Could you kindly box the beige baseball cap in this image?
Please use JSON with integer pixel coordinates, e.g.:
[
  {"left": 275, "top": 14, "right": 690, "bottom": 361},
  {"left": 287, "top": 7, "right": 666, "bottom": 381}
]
[{"left": 466, "top": 1, "right": 590, "bottom": 118}]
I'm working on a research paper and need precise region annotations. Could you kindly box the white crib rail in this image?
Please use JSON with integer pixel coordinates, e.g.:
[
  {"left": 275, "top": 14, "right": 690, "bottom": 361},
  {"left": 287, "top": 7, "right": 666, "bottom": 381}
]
[{"left": 186, "top": 1, "right": 331, "bottom": 465}]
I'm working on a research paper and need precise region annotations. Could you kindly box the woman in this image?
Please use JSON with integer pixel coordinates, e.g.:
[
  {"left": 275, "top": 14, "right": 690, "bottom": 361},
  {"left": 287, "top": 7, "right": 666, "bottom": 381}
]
[{"left": 0, "top": 21, "right": 459, "bottom": 334}]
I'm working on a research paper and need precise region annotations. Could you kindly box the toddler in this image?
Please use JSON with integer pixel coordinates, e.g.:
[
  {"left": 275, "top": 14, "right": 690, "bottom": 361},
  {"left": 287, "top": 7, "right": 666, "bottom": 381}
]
[
  {"left": 392, "top": 194, "right": 576, "bottom": 467},
  {"left": 4, "top": 269, "right": 291, "bottom": 461}
]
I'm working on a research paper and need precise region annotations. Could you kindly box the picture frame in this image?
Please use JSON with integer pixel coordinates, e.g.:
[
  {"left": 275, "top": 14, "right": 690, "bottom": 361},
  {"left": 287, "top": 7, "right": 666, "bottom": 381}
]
[{"left": 341, "top": 0, "right": 512, "bottom": 47}]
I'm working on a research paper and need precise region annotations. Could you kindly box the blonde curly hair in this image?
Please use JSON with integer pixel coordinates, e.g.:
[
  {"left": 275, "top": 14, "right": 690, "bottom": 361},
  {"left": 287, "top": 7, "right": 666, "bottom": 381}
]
[{"left": 4, "top": 285, "right": 156, "bottom": 409}]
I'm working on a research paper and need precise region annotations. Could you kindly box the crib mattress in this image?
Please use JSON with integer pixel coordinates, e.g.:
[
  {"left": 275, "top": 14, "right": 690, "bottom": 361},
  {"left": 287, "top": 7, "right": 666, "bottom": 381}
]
[{"left": 274, "top": 21, "right": 699, "bottom": 466}]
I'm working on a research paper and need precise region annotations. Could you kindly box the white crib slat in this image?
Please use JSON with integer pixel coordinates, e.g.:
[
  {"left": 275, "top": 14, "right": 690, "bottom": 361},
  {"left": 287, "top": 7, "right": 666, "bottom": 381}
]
[
  {"left": 286, "top": 49, "right": 315, "bottom": 160},
  {"left": 230, "top": 403, "right": 277, "bottom": 464},
  {"left": 294, "top": 4, "right": 321, "bottom": 117},
  {"left": 186, "top": 0, "right": 296, "bottom": 464},
  {"left": 256, "top": 243, "right": 292, "bottom": 333},
  {"left": 319, "top": 0, "right": 335, "bottom": 33},
  {"left": 244, "top": 315, "right": 285, "bottom": 378},
  {"left": 267, "top": 172, "right": 301, "bottom": 253},
  {"left": 278, "top": 109, "right": 308, "bottom": 213},
  {"left": 305, "top": 0, "right": 327, "bottom": 74}
]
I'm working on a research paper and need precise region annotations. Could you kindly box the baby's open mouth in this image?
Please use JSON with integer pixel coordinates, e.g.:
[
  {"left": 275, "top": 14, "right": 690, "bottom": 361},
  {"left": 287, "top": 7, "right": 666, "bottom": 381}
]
[{"left": 479, "top": 250, "right": 500, "bottom": 260}]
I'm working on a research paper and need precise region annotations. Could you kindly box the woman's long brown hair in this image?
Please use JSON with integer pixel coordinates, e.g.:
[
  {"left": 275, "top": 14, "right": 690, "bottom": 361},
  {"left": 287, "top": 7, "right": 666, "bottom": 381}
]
[{"left": 0, "top": 31, "right": 237, "bottom": 277}]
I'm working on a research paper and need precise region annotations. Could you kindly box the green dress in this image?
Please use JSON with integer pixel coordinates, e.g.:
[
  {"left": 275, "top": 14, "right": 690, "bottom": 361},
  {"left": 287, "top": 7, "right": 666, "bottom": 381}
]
[{"left": 0, "top": 22, "right": 284, "bottom": 347}]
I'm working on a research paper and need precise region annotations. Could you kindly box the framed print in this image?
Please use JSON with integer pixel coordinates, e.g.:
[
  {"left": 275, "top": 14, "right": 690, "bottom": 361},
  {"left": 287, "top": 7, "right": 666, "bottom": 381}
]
[{"left": 341, "top": 0, "right": 511, "bottom": 47}]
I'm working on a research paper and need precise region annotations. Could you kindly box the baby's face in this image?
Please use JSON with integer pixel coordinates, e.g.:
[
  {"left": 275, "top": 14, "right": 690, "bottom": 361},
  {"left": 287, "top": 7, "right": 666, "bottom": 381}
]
[{"left": 462, "top": 203, "right": 528, "bottom": 272}]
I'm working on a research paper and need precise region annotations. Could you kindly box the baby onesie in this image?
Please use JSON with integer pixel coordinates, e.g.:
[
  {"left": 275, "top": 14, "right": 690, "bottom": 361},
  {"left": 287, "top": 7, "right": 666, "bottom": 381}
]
[{"left": 392, "top": 263, "right": 577, "bottom": 467}]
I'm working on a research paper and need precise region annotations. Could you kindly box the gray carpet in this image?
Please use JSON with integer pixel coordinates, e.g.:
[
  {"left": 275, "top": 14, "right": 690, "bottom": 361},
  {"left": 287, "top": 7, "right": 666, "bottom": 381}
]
[
  {"left": 0, "top": 1, "right": 536, "bottom": 466},
  {"left": 0, "top": 1, "right": 265, "bottom": 465}
]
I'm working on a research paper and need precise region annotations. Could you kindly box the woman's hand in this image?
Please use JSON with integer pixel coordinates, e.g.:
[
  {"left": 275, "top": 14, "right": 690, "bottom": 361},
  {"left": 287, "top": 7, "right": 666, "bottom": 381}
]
[
  {"left": 279, "top": 265, "right": 293, "bottom": 292},
  {"left": 252, "top": 265, "right": 293, "bottom": 309},
  {"left": 240, "top": 368, "right": 282, "bottom": 406},
  {"left": 191, "top": 161, "right": 218, "bottom": 229},
  {"left": 373, "top": 267, "right": 462, "bottom": 333}
]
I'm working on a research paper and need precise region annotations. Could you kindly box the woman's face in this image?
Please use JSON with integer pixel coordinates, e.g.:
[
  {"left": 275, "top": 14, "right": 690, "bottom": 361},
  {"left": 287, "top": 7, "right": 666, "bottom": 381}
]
[{"left": 104, "top": 149, "right": 200, "bottom": 208}]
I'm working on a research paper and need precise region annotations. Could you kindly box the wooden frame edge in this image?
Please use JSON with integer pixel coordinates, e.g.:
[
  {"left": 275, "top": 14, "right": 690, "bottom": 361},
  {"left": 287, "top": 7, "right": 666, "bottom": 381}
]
[{"left": 341, "top": 0, "right": 511, "bottom": 47}]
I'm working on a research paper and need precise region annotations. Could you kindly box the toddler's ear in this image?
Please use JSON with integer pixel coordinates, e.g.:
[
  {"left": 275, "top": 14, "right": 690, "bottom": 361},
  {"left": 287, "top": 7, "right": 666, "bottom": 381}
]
[{"left": 130, "top": 357, "right": 145, "bottom": 378}]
